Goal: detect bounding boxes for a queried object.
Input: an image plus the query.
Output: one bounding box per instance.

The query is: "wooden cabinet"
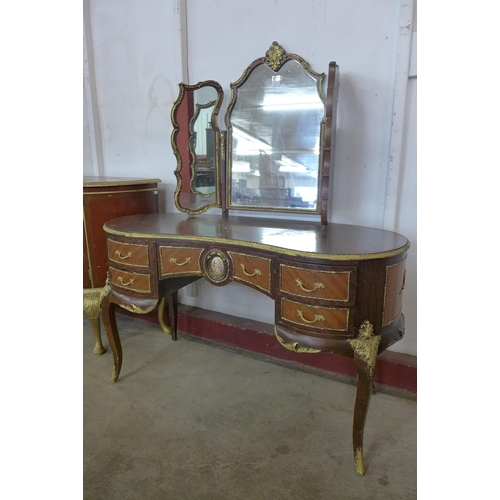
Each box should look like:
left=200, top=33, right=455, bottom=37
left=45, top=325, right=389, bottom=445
left=83, top=176, right=160, bottom=354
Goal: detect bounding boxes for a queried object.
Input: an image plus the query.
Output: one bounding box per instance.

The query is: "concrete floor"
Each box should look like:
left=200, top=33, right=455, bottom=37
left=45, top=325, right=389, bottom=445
left=83, top=313, right=417, bottom=499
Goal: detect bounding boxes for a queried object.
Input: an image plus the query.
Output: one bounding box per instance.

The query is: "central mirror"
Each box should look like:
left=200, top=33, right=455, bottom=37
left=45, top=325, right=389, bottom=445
left=225, top=42, right=326, bottom=214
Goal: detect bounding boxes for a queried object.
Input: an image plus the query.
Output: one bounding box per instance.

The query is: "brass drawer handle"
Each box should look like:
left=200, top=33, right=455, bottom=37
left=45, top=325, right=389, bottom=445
left=241, top=264, right=262, bottom=277
left=115, top=250, right=133, bottom=260
left=118, top=276, right=135, bottom=286
left=296, top=310, right=325, bottom=324
left=296, top=278, right=326, bottom=293
left=169, top=257, right=191, bottom=266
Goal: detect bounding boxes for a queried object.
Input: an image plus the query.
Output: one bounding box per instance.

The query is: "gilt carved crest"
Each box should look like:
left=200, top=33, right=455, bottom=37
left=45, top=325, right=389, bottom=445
left=265, top=41, right=286, bottom=71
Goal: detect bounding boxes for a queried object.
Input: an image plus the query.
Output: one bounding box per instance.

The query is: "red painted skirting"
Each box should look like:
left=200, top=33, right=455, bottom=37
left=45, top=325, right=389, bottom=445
left=117, top=305, right=416, bottom=394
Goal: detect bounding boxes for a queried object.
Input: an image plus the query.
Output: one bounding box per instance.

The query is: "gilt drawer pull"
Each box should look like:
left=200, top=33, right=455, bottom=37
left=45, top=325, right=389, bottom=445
left=115, top=250, right=133, bottom=260
left=118, top=276, right=135, bottom=286
left=241, top=264, right=262, bottom=277
left=169, top=257, right=191, bottom=266
left=296, top=310, right=325, bottom=324
left=296, top=279, right=326, bottom=293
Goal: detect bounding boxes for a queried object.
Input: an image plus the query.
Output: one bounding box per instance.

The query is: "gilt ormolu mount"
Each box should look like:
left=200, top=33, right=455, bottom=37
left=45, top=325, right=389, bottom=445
left=171, top=41, right=339, bottom=224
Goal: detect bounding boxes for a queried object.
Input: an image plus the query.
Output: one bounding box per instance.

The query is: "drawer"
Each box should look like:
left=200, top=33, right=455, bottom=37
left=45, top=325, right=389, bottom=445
left=280, top=298, right=350, bottom=332
left=280, top=264, right=355, bottom=303
left=228, top=251, right=272, bottom=294
left=109, top=266, right=152, bottom=294
left=108, top=239, right=150, bottom=268
left=159, top=246, right=203, bottom=277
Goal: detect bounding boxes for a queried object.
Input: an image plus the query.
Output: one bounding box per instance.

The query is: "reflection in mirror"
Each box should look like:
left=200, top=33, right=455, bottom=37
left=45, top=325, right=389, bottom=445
left=189, top=99, right=216, bottom=197
left=226, top=42, right=326, bottom=214
left=171, top=81, right=223, bottom=214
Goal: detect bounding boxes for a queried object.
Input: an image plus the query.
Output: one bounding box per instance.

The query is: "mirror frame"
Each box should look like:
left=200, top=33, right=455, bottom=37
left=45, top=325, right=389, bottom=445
left=171, top=80, right=224, bottom=215
left=169, top=43, right=339, bottom=224
left=224, top=41, right=328, bottom=217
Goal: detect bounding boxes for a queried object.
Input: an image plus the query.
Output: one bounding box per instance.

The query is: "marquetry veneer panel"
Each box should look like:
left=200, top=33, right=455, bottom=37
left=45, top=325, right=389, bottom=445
left=280, top=298, right=350, bottom=333
left=228, top=251, right=272, bottom=294
left=109, top=267, right=152, bottom=294
left=159, top=246, right=203, bottom=277
left=108, top=240, right=150, bottom=268
left=280, top=264, right=355, bottom=304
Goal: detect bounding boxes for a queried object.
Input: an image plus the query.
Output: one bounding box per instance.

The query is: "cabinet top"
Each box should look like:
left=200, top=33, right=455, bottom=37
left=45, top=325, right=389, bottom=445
left=83, top=176, right=161, bottom=187
left=104, top=213, right=410, bottom=261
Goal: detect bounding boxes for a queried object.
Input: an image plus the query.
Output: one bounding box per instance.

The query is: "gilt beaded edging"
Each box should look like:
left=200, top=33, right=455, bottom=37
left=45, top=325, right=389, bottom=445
left=104, top=227, right=410, bottom=262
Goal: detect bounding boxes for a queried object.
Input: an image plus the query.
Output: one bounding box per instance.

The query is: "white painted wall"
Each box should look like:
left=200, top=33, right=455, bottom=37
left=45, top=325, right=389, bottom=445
left=84, top=0, right=417, bottom=356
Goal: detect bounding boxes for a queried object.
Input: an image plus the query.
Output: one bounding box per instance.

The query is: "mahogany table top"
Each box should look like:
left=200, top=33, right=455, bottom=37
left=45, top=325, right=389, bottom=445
left=104, top=213, right=409, bottom=261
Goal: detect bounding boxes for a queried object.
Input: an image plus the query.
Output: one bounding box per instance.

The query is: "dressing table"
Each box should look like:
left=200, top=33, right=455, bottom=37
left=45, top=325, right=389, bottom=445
left=100, top=43, right=409, bottom=476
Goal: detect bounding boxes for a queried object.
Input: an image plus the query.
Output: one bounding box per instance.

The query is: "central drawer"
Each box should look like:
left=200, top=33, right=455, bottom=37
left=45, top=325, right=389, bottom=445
left=228, top=251, right=272, bottom=294
left=159, top=246, right=203, bottom=277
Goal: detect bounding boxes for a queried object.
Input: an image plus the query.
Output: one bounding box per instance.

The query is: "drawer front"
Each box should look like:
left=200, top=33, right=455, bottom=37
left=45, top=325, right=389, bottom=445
left=280, top=264, right=355, bottom=303
left=109, top=266, right=152, bottom=294
left=108, top=239, right=150, bottom=268
left=228, top=251, right=272, bottom=293
left=280, top=298, right=349, bottom=332
left=159, top=246, right=203, bottom=277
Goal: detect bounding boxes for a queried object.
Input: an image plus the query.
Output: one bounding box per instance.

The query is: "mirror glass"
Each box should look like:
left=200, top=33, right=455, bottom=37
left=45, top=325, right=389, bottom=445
left=226, top=50, right=325, bottom=213
left=171, top=81, right=223, bottom=214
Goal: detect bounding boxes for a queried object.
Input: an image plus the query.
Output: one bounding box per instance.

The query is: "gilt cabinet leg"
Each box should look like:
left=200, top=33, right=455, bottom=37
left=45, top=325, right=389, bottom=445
left=88, top=315, right=106, bottom=355
left=83, top=288, right=106, bottom=355
left=158, top=291, right=178, bottom=340
left=158, top=296, right=171, bottom=336
left=352, top=354, right=375, bottom=475
left=101, top=295, right=122, bottom=383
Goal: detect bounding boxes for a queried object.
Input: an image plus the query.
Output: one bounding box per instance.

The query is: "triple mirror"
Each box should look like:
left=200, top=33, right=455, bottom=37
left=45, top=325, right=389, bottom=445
left=171, top=42, right=339, bottom=223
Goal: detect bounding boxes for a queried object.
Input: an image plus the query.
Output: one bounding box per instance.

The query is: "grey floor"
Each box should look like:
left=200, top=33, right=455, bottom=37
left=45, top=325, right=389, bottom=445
left=84, top=313, right=417, bottom=500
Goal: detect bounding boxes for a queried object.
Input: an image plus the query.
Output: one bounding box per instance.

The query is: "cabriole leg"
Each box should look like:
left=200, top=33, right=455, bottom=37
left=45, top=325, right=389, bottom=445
left=101, top=295, right=122, bottom=383
left=83, top=288, right=106, bottom=355
left=168, top=291, right=178, bottom=341
left=348, top=320, right=381, bottom=476
left=352, top=354, right=374, bottom=475
left=158, top=291, right=178, bottom=340
left=158, top=296, right=171, bottom=335
left=88, top=316, right=106, bottom=355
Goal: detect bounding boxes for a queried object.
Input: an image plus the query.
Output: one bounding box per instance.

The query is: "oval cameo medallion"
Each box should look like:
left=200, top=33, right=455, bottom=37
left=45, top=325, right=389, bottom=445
left=210, top=256, right=225, bottom=277
left=204, top=249, right=230, bottom=283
